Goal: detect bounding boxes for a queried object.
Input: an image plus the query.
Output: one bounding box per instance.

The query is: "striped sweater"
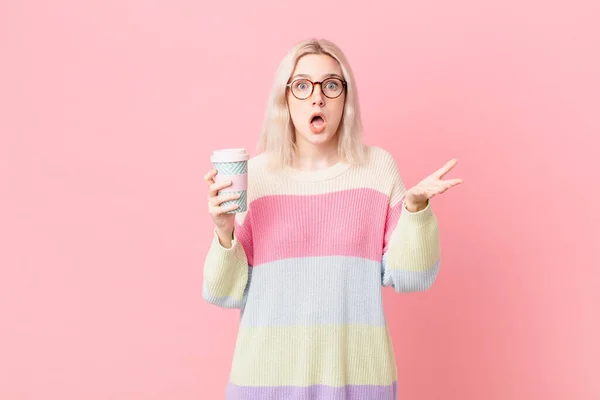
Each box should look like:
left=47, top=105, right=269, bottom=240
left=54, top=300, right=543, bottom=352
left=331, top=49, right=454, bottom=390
left=202, top=145, right=441, bottom=400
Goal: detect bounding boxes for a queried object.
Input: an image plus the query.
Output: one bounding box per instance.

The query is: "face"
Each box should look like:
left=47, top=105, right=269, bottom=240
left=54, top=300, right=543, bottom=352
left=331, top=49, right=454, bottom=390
left=287, top=54, right=346, bottom=150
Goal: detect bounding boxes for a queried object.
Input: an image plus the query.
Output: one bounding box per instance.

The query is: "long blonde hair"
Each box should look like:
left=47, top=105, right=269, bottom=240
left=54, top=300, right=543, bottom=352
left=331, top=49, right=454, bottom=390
left=257, top=38, right=367, bottom=170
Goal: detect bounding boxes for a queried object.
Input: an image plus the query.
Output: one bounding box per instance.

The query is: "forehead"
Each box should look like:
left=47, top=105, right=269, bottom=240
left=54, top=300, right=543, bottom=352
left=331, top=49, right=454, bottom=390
left=292, top=54, right=343, bottom=79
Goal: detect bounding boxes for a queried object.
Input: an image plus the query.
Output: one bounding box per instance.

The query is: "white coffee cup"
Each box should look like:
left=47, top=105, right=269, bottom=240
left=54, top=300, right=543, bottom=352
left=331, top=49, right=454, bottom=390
left=211, top=148, right=249, bottom=214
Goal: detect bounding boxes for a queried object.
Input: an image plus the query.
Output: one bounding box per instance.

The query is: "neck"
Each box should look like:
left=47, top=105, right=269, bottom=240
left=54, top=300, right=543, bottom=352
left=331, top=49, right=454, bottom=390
left=292, top=137, right=340, bottom=171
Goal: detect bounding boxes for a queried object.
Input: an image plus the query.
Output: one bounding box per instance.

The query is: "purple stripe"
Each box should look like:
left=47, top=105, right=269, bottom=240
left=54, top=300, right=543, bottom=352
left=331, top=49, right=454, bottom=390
left=226, top=382, right=397, bottom=400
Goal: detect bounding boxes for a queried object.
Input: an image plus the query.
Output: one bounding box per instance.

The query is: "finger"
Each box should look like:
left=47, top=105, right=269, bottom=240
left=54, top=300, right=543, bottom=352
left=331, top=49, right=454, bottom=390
left=437, top=179, right=463, bottom=191
left=204, top=169, right=218, bottom=182
left=444, top=178, right=463, bottom=187
left=429, top=179, right=462, bottom=195
left=208, top=180, right=233, bottom=197
left=436, top=159, right=458, bottom=179
left=211, top=203, right=239, bottom=215
left=210, top=180, right=233, bottom=193
left=210, top=192, right=241, bottom=207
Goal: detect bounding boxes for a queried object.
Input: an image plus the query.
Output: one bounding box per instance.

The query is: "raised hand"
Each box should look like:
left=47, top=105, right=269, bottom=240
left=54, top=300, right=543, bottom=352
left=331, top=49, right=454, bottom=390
left=404, top=159, right=463, bottom=212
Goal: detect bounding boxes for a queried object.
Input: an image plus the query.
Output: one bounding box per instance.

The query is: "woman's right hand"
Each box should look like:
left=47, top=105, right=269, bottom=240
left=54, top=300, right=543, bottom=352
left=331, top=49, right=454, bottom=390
left=204, top=169, right=240, bottom=242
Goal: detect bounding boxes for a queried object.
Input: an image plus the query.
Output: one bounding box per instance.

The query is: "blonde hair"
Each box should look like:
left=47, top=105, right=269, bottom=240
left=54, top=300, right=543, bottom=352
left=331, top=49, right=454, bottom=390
left=257, top=38, right=367, bottom=170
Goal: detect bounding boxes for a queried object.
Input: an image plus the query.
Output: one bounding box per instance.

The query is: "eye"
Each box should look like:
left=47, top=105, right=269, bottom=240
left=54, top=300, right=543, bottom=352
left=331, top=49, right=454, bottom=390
left=293, top=80, right=311, bottom=91
left=325, top=81, right=338, bottom=90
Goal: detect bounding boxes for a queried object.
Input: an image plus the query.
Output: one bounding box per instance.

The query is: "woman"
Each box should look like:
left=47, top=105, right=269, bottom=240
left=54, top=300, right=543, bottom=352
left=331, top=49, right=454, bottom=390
left=202, top=38, right=462, bottom=400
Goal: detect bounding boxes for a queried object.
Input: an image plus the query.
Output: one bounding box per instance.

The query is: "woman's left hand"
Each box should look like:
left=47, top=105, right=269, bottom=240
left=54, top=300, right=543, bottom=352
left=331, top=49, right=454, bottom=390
left=404, top=159, right=463, bottom=212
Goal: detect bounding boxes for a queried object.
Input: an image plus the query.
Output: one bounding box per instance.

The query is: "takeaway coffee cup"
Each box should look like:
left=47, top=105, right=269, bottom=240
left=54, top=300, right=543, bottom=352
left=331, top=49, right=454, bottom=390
left=211, top=148, right=249, bottom=214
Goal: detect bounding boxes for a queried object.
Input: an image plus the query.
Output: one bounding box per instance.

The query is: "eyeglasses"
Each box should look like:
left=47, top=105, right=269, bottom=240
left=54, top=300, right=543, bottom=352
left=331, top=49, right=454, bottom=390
left=286, top=77, right=347, bottom=100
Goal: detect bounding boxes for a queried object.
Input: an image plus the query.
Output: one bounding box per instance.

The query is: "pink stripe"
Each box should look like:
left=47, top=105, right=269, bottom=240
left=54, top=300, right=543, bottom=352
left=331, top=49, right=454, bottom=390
left=234, top=213, right=253, bottom=266
left=214, top=173, right=247, bottom=192
left=248, top=188, right=393, bottom=266
left=383, top=201, right=403, bottom=253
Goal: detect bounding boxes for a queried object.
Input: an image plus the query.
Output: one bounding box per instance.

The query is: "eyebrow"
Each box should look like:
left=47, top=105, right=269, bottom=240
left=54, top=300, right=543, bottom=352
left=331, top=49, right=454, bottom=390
left=291, top=73, right=344, bottom=81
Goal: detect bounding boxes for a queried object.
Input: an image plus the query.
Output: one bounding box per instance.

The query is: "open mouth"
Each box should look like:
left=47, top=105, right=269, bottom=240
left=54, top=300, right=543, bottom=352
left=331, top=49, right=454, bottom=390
left=309, top=112, right=327, bottom=133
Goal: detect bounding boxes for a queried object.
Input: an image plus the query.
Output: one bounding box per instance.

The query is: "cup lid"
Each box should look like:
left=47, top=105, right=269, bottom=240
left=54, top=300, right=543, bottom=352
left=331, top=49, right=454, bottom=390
left=211, top=148, right=249, bottom=163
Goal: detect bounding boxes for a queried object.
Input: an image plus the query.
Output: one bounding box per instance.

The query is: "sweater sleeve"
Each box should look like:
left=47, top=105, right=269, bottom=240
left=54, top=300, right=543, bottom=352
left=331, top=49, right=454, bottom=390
left=381, top=158, right=441, bottom=293
left=202, top=213, right=253, bottom=309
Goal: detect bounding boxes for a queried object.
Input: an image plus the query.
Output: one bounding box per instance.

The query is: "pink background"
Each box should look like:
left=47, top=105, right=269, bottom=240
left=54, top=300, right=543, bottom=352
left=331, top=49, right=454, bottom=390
left=2, top=0, right=599, bottom=399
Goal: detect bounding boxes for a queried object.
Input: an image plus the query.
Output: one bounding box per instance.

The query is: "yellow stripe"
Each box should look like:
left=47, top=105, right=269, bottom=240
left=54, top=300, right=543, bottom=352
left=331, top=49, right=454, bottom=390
left=229, top=324, right=397, bottom=387
left=387, top=204, right=440, bottom=271
left=203, top=232, right=248, bottom=300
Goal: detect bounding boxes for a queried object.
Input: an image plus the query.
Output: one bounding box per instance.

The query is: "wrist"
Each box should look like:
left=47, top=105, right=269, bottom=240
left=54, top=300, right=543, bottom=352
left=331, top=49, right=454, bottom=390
left=216, top=227, right=233, bottom=238
left=215, top=227, right=234, bottom=248
left=404, top=199, right=428, bottom=213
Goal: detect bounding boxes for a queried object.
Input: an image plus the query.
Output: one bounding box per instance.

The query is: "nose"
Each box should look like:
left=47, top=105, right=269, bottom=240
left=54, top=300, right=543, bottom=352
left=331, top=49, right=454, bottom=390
left=311, top=83, right=325, bottom=107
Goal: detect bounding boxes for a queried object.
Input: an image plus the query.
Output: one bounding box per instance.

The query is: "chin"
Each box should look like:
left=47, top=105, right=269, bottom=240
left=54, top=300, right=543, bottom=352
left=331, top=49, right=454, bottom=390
left=304, top=131, right=336, bottom=146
